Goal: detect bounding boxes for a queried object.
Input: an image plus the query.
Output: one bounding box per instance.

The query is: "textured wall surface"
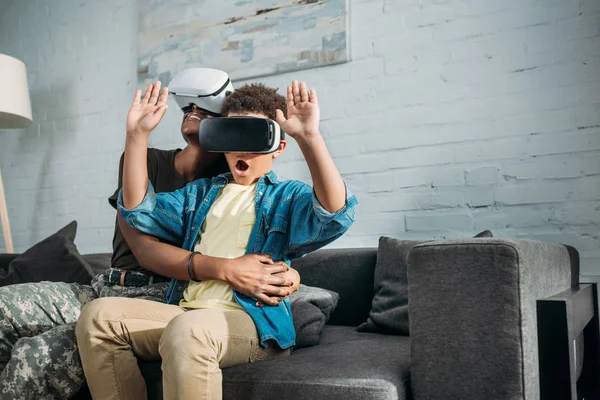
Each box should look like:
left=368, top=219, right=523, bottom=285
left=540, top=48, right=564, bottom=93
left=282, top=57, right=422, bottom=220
left=0, top=0, right=599, bottom=280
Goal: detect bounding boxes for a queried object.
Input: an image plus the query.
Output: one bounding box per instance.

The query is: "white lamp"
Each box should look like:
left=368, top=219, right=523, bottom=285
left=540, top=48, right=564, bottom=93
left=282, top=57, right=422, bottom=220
left=0, top=54, right=32, bottom=253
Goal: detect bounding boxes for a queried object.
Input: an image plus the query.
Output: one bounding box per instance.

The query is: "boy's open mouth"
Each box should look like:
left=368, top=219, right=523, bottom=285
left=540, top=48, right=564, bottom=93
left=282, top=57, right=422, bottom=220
left=236, top=160, right=249, bottom=172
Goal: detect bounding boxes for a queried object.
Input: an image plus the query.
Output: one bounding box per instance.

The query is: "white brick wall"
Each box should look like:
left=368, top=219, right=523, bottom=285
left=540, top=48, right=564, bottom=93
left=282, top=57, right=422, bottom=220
left=0, top=0, right=599, bottom=279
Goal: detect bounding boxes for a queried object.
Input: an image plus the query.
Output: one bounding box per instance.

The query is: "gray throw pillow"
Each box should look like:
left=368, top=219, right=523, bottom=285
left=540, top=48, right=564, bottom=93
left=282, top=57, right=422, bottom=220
left=358, top=231, right=493, bottom=335
left=0, top=221, right=95, bottom=286
left=290, top=284, right=339, bottom=349
left=357, top=237, right=423, bottom=335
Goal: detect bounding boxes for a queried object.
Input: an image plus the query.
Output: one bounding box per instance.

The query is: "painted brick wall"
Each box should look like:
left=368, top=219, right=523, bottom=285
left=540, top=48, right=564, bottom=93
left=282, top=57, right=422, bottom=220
left=0, top=0, right=599, bottom=279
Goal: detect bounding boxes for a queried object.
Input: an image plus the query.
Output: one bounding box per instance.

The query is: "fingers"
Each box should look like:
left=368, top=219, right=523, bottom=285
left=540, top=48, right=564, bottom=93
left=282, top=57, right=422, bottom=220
left=141, top=84, right=152, bottom=104
left=255, top=294, right=279, bottom=307
left=157, top=87, right=169, bottom=106
left=299, top=81, right=309, bottom=103
left=309, top=88, right=318, bottom=104
left=275, top=109, right=286, bottom=126
left=255, top=253, right=274, bottom=264
left=292, top=80, right=301, bottom=105
left=287, top=85, right=294, bottom=109
left=149, top=81, right=161, bottom=105
left=264, top=264, right=289, bottom=274
left=131, top=90, right=141, bottom=106
left=289, top=80, right=315, bottom=105
left=263, top=285, right=290, bottom=296
left=263, top=275, right=294, bottom=287
left=257, top=289, right=292, bottom=307
left=153, top=104, right=168, bottom=120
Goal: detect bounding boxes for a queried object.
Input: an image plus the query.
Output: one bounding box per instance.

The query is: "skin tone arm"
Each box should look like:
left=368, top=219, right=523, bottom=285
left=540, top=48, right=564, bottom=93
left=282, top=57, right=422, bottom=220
left=275, top=80, right=347, bottom=213
left=121, top=82, right=297, bottom=305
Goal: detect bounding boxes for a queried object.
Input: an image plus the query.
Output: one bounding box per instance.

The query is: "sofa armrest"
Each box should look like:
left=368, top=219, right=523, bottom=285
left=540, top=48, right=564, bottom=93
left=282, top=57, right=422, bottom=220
left=537, top=283, right=600, bottom=400
left=407, top=239, right=577, bottom=400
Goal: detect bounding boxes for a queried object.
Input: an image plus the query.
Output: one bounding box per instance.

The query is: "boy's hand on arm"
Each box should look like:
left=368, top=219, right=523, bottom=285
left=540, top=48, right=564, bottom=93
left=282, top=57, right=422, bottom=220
left=123, top=81, right=169, bottom=209
left=275, top=80, right=346, bottom=213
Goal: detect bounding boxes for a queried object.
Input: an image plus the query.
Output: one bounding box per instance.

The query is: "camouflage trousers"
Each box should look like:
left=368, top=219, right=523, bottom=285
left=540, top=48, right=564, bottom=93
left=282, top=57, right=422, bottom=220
left=0, top=272, right=169, bottom=400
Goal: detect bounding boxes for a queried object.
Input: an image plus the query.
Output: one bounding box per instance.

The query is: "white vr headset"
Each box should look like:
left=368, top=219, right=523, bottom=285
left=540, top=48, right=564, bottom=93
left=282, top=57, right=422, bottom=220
left=168, top=68, right=234, bottom=116
left=168, top=67, right=284, bottom=154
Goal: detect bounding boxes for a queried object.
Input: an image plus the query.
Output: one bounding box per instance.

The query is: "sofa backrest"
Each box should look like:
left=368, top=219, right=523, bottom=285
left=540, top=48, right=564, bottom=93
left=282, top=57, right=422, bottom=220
left=2, top=249, right=377, bottom=327
left=82, top=254, right=112, bottom=276
left=291, top=247, right=377, bottom=327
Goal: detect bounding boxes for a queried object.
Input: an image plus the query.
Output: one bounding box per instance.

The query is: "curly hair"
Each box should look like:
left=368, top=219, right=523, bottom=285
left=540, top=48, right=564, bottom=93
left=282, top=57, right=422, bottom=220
left=220, top=83, right=287, bottom=120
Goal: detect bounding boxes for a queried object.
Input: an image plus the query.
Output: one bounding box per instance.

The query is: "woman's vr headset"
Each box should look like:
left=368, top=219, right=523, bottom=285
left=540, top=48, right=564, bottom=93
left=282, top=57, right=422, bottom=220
left=199, top=117, right=285, bottom=154
left=168, top=68, right=233, bottom=116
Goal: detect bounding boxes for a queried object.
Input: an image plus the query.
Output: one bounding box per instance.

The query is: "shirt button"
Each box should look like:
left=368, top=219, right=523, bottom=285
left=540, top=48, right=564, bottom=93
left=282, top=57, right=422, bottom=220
left=204, top=198, right=209, bottom=202
left=177, top=286, right=183, bottom=291
left=259, top=191, right=263, bottom=195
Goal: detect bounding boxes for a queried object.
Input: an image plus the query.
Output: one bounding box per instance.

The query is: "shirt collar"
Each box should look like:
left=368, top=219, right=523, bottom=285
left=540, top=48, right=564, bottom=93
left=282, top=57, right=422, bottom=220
left=214, top=170, right=279, bottom=186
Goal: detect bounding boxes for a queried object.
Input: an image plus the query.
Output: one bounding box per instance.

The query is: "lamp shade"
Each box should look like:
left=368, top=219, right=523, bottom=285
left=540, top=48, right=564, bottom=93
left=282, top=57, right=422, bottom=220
left=0, top=54, right=32, bottom=129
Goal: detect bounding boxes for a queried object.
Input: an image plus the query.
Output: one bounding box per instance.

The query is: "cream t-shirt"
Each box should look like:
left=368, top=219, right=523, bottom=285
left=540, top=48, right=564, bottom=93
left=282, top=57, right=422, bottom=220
left=180, top=182, right=257, bottom=310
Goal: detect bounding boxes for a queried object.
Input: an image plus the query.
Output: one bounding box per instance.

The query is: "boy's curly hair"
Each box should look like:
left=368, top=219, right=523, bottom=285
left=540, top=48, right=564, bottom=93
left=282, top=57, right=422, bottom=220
left=221, top=83, right=287, bottom=120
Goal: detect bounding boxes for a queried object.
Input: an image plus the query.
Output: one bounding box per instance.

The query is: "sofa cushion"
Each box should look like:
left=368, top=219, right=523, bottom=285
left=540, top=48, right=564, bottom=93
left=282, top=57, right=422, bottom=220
left=290, top=284, right=339, bottom=349
left=357, top=237, right=423, bottom=335
left=139, top=325, right=411, bottom=400
left=0, top=221, right=95, bottom=286
left=223, top=325, right=411, bottom=400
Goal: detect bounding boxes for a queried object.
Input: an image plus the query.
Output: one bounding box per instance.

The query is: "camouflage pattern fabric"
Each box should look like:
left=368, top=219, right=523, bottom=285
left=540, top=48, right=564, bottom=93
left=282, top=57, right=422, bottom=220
left=0, top=272, right=168, bottom=399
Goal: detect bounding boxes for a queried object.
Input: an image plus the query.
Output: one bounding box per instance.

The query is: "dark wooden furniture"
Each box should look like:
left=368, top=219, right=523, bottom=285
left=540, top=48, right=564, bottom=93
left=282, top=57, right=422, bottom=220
left=537, top=283, right=600, bottom=400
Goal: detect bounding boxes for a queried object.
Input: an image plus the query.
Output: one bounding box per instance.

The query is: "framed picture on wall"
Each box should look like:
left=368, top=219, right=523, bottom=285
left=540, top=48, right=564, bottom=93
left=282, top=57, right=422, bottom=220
left=137, top=0, right=350, bottom=84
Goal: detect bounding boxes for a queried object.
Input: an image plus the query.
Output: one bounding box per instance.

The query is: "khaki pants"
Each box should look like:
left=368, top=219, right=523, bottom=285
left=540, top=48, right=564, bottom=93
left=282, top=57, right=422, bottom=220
left=75, top=297, right=289, bottom=400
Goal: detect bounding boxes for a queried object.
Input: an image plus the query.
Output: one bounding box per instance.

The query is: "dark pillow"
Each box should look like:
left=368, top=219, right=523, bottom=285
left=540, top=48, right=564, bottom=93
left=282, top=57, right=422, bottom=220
left=0, top=221, right=95, bottom=287
left=357, top=237, right=423, bottom=335
left=474, top=229, right=493, bottom=238
left=358, top=231, right=494, bottom=335
left=290, top=284, right=339, bottom=349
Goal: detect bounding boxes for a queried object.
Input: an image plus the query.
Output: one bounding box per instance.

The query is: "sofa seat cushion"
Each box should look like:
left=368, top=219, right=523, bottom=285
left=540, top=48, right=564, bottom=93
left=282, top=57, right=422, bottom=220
left=139, top=325, right=410, bottom=400
left=222, top=325, right=410, bottom=400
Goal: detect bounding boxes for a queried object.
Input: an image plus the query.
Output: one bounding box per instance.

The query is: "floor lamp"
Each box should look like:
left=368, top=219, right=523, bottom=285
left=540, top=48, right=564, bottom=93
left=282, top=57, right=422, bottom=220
left=0, top=54, right=32, bottom=253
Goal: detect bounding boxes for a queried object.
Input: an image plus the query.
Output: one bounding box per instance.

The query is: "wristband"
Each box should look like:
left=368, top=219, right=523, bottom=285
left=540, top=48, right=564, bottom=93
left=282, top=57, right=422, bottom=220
left=188, top=251, right=201, bottom=282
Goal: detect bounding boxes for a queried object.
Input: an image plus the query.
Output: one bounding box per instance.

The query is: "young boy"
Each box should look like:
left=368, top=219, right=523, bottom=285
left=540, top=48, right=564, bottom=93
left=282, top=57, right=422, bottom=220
left=75, top=80, right=357, bottom=400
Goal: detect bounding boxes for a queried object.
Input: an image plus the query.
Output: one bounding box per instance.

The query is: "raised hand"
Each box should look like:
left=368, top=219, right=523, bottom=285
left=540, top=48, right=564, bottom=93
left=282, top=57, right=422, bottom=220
left=126, top=81, right=169, bottom=137
left=275, top=80, right=320, bottom=139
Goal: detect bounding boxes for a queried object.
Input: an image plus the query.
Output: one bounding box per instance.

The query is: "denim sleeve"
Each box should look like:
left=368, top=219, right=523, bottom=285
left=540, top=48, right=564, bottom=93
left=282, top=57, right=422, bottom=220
left=286, top=183, right=357, bottom=259
left=117, top=181, right=188, bottom=246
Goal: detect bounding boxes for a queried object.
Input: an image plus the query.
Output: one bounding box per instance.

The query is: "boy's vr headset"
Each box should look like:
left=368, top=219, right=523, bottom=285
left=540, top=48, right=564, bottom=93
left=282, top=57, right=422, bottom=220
left=168, top=68, right=233, bottom=116
left=199, top=117, right=285, bottom=154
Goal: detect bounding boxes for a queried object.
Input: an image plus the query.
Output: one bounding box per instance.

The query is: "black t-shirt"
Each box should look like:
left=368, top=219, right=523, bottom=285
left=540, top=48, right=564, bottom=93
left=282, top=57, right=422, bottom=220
left=108, top=148, right=187, bottom=273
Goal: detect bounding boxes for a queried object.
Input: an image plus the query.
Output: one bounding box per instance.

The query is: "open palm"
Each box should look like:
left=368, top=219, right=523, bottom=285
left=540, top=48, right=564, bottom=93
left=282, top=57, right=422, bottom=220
left=276, top=81, right=320, bottom=139
left=126, top=81, right=169, bottom=136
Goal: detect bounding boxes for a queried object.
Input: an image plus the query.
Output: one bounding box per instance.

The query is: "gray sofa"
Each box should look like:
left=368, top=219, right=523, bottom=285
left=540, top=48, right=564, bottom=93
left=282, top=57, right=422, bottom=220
left=1, top=238, right=583, bottom=399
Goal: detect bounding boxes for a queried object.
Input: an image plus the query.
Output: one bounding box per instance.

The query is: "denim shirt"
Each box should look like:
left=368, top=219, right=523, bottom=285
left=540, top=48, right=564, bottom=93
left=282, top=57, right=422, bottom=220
left=117, top=170, right=357, bottom=349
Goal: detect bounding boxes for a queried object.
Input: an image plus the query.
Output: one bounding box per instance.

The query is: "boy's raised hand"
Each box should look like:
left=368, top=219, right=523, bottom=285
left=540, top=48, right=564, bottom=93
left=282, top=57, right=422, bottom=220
left=126, top=81, right=169, bottom=137
left=275, top=80, right=320, bottom=140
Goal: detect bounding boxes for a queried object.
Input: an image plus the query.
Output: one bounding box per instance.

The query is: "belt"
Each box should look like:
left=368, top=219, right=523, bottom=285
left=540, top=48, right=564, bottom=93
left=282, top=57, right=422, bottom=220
left=107, top=268, right=170, bottom=287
